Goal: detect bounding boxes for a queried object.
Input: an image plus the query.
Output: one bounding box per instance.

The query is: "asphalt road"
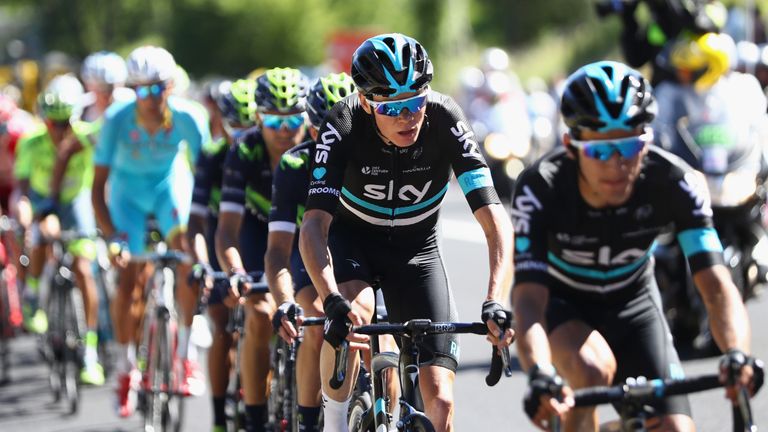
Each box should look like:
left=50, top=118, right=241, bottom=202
left=1, top=184, right=766, bottom=431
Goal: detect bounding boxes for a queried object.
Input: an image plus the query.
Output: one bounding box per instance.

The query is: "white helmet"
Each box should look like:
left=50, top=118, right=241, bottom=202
left=81, top=51, right=128, bottom=85
left=126, top=45, right=177, bottom=85
left=481, top=47, right=510, bottom=72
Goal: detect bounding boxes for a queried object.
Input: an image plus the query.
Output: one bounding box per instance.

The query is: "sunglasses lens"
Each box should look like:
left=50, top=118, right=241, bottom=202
left=135, top=83, right=165, bottom=99
left=581, top=137, right=645, bottom=161
left=372, top=95, right=428, bottom=117
left=262, top=114, right=304, bottom=130
left=136, top=86, right=150, bottom=99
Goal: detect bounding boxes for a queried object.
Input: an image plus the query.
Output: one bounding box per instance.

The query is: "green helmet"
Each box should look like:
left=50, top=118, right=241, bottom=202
left=255, top=67, right=308, bottom=113
left=38, top=73, right=84, bottom=122
left=217, top=79, right=258, bottom=127
left=306, top=72, right=356, bottom=128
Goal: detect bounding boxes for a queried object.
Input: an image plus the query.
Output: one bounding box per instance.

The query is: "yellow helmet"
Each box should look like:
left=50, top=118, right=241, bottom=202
left=670, top=32, right=733, bottom=91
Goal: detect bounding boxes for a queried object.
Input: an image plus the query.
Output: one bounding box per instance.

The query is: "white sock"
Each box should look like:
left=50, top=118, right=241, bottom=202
left=116, top=344, right=130, bottom=374
left=127, top=343, right=137, bottom=370
left=84, top=344, right=99, bottom=367
left=322, top=391, right=350, bottom=432
left=177, top=326, right=190, bottom=360
left=187, top=342, right=198, bottom=362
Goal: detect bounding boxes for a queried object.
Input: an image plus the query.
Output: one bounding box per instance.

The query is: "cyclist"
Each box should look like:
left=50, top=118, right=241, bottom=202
left=266, top=72, right=356, bottom=431
left=298, top=33, right=515, bottom=432
left=92, top=45, right=210, bottom=417
left=188, top=78, right=257, bottom=432
left=13, top=74, right=106, bottom=385
left=1, top=94, right=33, bottom=270
left=79, top=51, right=134, bottom=124
left=512, top=60, right=759, bottom=431
left=215, top=67, right=308, bottom=431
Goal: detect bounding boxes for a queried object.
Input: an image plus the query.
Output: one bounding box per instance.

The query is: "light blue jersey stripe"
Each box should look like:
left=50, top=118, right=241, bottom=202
left=457, top=167, right=493, bottom=195
left=548, top=241, right=656, bottom=280
left=677, top=227, right=723, bottom=257
left=341, top=183, right=449, bottom=216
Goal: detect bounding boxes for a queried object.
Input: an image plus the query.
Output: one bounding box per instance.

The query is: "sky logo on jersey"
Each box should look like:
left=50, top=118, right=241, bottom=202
left=516, top=237, right=531, bottom=252
left=313, top=167, right=326, bottom=180
left=315, top=123, right=342, bottom=164
left=510, top=185, right=543, bottom=235
left=450, top=121, right=481, bottom=158
left=679, top=172, right=713, bottom=217
left=363, top=180, right=432, bottom=203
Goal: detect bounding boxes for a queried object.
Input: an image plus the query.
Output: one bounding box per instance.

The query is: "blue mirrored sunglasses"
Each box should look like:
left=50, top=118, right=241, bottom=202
left=134, top=82, right=167, bottom=99
left=261, top=113, right=305, bottom=130
left=571, top=131, right=653, bottom=161
left=366, top=92, right=428, bottom=117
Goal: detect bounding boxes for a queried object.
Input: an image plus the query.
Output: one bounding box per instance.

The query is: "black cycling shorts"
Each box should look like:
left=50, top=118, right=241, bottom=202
left=330, top=224, right=460, bottom=372
left=545, top=279, right=692, bottom=418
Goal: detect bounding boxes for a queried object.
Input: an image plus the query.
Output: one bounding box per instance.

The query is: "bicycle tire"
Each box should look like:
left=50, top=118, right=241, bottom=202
left=144, top=317, right=163, bottom=431
left=398, top=412, right=436, bottom=432
left=348, top=393, right=374, bottom=432
left=66, top=277, right=86, bottom=414
left=0, top=274, right=11, bottom=384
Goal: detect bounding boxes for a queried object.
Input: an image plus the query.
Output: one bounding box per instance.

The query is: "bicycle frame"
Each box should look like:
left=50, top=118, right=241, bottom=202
left=135, top=251, right=188, bottom=432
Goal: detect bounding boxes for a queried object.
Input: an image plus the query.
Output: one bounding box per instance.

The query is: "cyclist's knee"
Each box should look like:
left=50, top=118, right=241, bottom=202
left=302, top=325, right=324, bottom=352
left=561, top=352, right=615, bottom=388
left=245, top=307, right=272, bottom=342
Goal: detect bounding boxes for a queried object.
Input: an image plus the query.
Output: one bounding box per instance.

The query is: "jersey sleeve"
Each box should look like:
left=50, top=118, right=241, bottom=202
left=304, top=103, right=351, bottom=214
left=668, top=165, right=724, bottom=272
left=509, top=164, right=552, bottom=286
left=94, top=102, right=122, bottom=167
left=191, top=148, right=216, bottom=217
left=219, top=143, right=248, bottom=215
left=268, top=154, right=304, bottom=233
left=438, top=95, right=501, bottom=212
left=180, top=101, right=211, bottom=165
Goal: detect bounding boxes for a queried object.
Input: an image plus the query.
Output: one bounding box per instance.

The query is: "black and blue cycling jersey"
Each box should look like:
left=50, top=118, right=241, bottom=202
left=511, top=145, right=724, bottom=294
left=304, top=90, right=501, bottom=371
left=305, top=91, right=500, bottom=240
left=219, top=129, right=273, bottom=272
left=269, top=140, right=314, bottom=234
left=268, top=140, right=315, bottom=290
left=190, top=136, right=229, bottom=273
left=191, top=137, right=229, bottom=219
left=511, top=144, right=725, bottom=418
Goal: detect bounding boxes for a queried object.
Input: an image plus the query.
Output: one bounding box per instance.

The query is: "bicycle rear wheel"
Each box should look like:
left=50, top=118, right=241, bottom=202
left=62, top=286, right=83, bottom=414
left=348, top=392, right=374, bottom=432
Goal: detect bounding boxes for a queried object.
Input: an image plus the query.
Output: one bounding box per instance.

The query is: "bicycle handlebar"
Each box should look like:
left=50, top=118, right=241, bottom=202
left=573, top=374, right=722, bottom=408
left=329, top=319, right=508, bottom=391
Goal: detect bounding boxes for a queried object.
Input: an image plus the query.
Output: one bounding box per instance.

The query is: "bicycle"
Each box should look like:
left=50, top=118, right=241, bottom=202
left=269, top=310, right=325, bottom=432
left=552, top=363, right=765, bottom=432
left=0, top=215, right=22, bottom=385
left=134, top=249, right=191, bottom=432
left=41, top=230, right=89, bottom=414
left=336, top=319, right=512, bottom=432
left=198, top=270, right=271, bottom=432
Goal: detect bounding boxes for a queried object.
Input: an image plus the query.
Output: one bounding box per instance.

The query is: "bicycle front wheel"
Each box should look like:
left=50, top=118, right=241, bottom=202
left=398, top=412, right=436, bottom=432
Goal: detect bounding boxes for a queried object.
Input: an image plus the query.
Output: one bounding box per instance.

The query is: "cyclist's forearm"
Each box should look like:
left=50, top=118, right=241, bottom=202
left=50, top=149, right=74, bottom=201
left=187, top=214, right=209, bottom=264
left=695, top=266, right=752, bottom=353
left=298, top=216, right=337, bottom=300
left=265, top=248, right=295, bottom=305
left=513, top=283, right=552, bottom=371
left=475, top=204, right=514, bottom=302
left=92, top=167, right=115, bottom=237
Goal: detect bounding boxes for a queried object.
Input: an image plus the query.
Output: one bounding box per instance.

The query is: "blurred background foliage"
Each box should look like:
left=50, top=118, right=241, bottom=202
left=0, top=0, right=767, bottom=90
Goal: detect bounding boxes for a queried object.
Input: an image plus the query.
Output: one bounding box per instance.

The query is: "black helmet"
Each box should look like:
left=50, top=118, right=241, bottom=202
left=351, top=33, right=433, bottom=97
left=255, top=67, right=309, bottom=113
left=560, top=61, right=657, bottom=135
left=306, top=72, right=356, bottom=128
